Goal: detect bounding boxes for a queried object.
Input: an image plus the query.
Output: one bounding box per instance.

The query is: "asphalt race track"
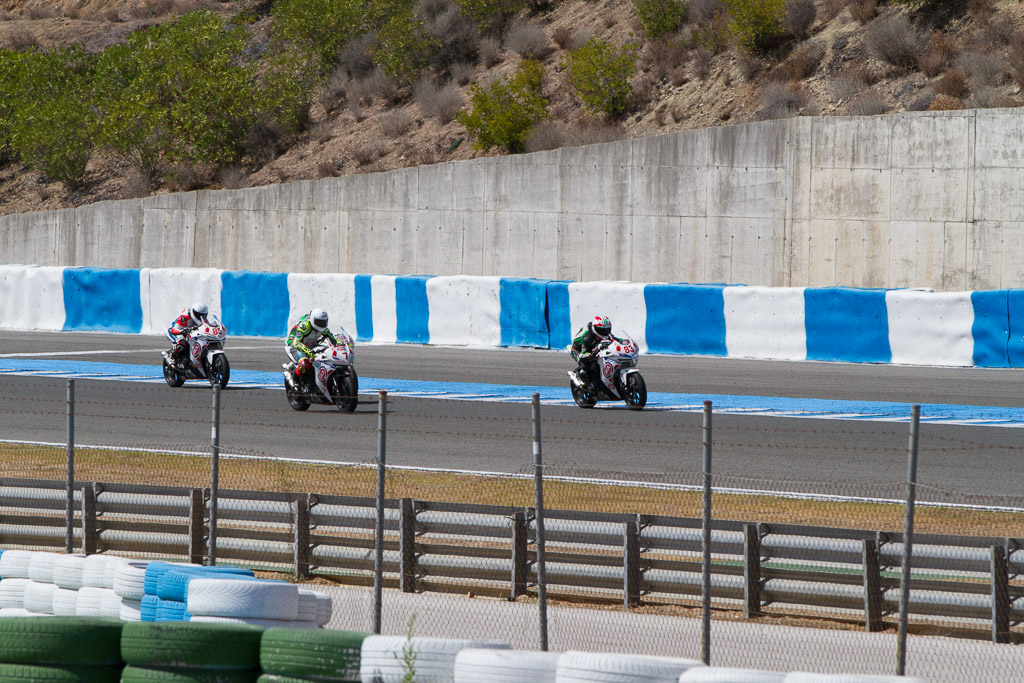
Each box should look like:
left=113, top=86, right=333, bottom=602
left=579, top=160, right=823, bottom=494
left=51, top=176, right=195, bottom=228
left=1, top=330, right=1022, bottom=502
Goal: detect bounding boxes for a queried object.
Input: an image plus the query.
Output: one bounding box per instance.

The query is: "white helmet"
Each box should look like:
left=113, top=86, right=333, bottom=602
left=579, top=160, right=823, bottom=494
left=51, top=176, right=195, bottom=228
left=310, top=308, right=329, bottom=332
left=190, top=302, right=209, bottom=326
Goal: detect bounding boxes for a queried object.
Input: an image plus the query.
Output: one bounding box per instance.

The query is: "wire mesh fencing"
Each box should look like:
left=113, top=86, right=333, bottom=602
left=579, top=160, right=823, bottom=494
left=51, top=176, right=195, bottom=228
left=1, top=376, right=1023, bottom=682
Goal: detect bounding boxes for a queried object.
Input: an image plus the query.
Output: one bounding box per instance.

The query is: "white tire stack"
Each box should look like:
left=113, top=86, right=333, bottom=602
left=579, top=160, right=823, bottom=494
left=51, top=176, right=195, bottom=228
left=454, top=648, right=560, bottom=682
left=22, top=581, right=56, bottom=615
left=189, top=615, right=319, bottom=628
left=52, top=554, right=86, bottom=590
left=51, top=586, right=79, bottom=615
left=74, top=586, right=108, bottom=617
left=0, top=550, right=32, bottom=579
left=555, top=651, right=705, bottom=682
left=360, top=636, right=511, bottom=683
left=784, top=675, right=927, bottom=683
left=680, top=668, right=786, bottom=682
left=0, top=578, right=30, bottom=608
left=27, top=552, right=59, bottom=583
left=113, top=561, right=149, bottom=601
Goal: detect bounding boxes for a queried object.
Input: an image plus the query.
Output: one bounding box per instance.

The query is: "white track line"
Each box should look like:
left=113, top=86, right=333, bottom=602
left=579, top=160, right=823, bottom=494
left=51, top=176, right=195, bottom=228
left=0, top=346, right=270, bottom=358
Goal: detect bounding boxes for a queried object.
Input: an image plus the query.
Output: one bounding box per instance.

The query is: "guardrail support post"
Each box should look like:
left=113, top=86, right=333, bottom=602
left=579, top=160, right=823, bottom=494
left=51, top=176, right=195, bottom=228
left=991, top=545, right=1011, bottom=644
left=293, top=494, right=311, bottom=580
left=209, top=385, right=221, bottom=566
left=896, top=404, right=920, bottom=677
left=743, top=523, right=761, bottom=618
left=65, top=379, right=75, bottom=554
left=188, top=488, right=205, bottom=564
left=862, top=538, right=884, bottom=632
left=399, top=497, right=416, bottom=593
left=532, top=393, right=549, bottom=651
left=700, top=400, right=713, bottom=666
left=81, top=484, right=97, bottom=555
left=373, top=391, right=387, bottom=634
left=511, top=510, right=528, bottom=599
left=624, top=518, right=642, bottom=608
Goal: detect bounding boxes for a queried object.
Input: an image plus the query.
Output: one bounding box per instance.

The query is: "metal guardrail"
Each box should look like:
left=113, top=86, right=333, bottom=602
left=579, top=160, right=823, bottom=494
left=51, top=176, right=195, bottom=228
left=1, top=476, right=1021, bottom=643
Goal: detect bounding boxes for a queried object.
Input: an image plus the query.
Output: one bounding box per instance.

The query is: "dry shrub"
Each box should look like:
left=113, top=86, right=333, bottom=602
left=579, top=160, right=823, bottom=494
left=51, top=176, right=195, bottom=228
left=692, top=47, right=713, bottom=80
left=972, top=86, right=1000, bottom=108
left=669, top=65, right=688, bottom=86
left=316, top=161, right=337, bottom=179
left=757, top=82, right=807, bottom=120
left=220, top=166, right=245, bottom=190
left=865, top=14, right=925, bottom=68
left=414, top=79, right=464, bottom=122
left=450, top=61, right=476, bottom=85
left=828, top=74, right=864, bottom=102
left=774, top=40, right=824, bottom=81
left=654, top=109, right=667, bottom=126
left=933, top=68, right=968, bottom=98
left=0, top=11, right=16, bottom=20
left=362, top=67, right=403, bottom=104
left=567, top=121, right=625, bottom=146
left=524, top=120, right=567, bottom=152
left=379, top=110, right=412, bottom=137
left=644, top=36, right=689, bottom=81
left=352, top=140, right=386, bottom=165
left=907, top=93, right=934, bottom=111
left=4, top=29, right=38, bottom=51
left=670, top=105, right=685, bottom=122
left=784, top=0, right=816, bottom=39
left=168, top=163, right=209, bottom=192
left=427, top=3, right=479, bottom=70
left=848, top=0, right=876, bottom=25
left=569, top=29, right=593, bottom=51
left=122, top=171, right=150, bottom=200
left=957, top=51, right=1004, bottom=87
left=478, top=36, right=501, bottom=67
left=338, top=34, right=375, bottom=80
left=1009, top=32, right=1024, bottom=88
left=603, top=14, right=616, bottom=29
left=64, top=6, right=80, bottom=19
left=319, top=68, right=348, bottom=111
left=244, top=121, right=286, bottom=165
left=308, top=121, right=334, bottom=143
left=505, top=20, right=552, bottom=59
left=25, top=5, right=58, bottom=19
left=917, top=51, right=945, bottom=78
left=847, top=89, right=887, bottom=116
left=967, top=0, right=993, bottom=20
left=689, top=0, right=725, bottom=25
left=129, top=0, right=176, bottom=19
left=929, top=94, right=964, bottom=111
left=103, top=9, right=121, bottom=22
left=738, top=52, right=762, bottom=81
left=348, top=98, right=364, bottom=122
left=818, top=0, right=847, bottom=24
left=552, top=25, right=573, bottom=50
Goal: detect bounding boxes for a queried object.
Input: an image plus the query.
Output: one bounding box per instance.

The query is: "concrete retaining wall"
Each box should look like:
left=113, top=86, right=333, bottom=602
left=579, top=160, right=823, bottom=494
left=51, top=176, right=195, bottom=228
left=3, top=109, right=1024, bottom=291
left=4, top=264, right=1024, bottom=368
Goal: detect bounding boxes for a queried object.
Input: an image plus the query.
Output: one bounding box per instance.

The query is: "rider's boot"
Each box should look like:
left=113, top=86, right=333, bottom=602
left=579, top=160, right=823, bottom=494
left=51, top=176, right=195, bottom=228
left=283, top=362, right=299, bottom=390
left=569, top=368, right=586, bottom=388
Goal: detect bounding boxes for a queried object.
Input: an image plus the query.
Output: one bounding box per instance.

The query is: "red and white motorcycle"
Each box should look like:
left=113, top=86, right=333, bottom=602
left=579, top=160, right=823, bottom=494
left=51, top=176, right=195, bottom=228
left=568, top=333, right=647, bottom=411
left=162, top=316, right=230, bottom=389
left=284, top=332, right=359, bottom=412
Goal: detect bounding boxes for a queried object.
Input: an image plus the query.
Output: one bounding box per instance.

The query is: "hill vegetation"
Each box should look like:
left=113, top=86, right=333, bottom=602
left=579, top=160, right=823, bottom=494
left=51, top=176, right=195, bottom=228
left=1, top=0, right=1023, bottom=217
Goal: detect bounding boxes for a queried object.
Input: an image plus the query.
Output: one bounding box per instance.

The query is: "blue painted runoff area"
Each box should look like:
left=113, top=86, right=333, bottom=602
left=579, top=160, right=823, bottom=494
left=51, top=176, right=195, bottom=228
left=1, top=357, right=1022, bottom=427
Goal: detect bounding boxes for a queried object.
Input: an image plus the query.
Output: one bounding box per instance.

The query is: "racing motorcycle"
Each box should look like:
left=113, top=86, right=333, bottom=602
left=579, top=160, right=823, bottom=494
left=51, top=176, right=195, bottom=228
left=568, top=333, right=647, bottom=411
left=283, top=333, right=359, bottom=412
left=162, top=316, right=230, bottom=389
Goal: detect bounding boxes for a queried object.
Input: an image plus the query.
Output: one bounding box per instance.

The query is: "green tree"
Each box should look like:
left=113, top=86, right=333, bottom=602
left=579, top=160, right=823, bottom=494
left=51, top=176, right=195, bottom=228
left=457, top=59, right=547, bottom=152
left=7, top=46, right=97, bottom=189
left=270, top=0, right=366, bottom=72
left=632, top=0, right=687, bottom=40
left=371, top=9, right=439, bottom=85
left=454, top=0, right=526, bottom=35
left=0, top=48, right=29, bottom=165
left=258, top=46, right=322, bottom=135
left=94, top=11, right=259, bottom=170
left=726, top=0, right=785, bottom=52
left=564, top=38, right=637, bottom=118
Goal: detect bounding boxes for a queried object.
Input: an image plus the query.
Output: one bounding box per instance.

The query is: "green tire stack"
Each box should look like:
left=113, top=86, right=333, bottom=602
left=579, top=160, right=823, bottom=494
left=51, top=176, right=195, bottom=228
left=0, top=616, right=125, bottom=682
left=259, top=628, right=370, bottom=683
left=121, top=621, right=265, bottom=683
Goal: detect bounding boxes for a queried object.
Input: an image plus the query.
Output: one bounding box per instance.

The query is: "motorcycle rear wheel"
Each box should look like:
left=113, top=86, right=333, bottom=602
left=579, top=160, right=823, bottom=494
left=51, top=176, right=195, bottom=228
left=208, top=354, right=230, bottom=390
left=284, top=376, right=310, bottom=411
left=623, top=372, right=647, bottom=411
left=162, top=358, right=185, bottom=388
left=329, top=370, right=358, bottom=413
left=570, top=381, right=597, bottom=409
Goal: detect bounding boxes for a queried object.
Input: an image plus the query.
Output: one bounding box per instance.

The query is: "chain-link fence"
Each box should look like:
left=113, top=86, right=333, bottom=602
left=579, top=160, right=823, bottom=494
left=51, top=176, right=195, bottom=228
left=1, top=376, right=1022, bottom=682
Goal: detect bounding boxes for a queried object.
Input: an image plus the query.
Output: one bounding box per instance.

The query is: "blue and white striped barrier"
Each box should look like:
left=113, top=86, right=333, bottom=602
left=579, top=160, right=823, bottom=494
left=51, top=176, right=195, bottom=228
left=2, top=264, right=1023, bottom=367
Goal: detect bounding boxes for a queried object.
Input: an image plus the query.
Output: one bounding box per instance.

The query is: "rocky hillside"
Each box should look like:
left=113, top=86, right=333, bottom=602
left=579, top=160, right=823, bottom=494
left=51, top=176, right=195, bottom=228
left=1, top=0, right=1023, bottom=217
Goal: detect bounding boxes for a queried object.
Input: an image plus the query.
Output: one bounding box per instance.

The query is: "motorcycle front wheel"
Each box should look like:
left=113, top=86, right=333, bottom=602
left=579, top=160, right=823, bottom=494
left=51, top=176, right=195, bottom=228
left=570, top=381, right=597, bottom=409
left=162, top=358, right=185, bottom=388
left=285, top=376, right=310, bottom=411
left=329, top=369, right=358, bottom=413
left=623, top=372, right=647, bottom=411
left=208, top=354, right=230, bottom=390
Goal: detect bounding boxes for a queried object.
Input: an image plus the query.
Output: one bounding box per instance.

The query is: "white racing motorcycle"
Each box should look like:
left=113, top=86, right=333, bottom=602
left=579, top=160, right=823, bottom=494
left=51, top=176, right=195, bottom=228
left=284, top=332, right=359, bottom=412
left=568, top=333, right=647, bottom=411
left=162, top=316, right=230, bottom=389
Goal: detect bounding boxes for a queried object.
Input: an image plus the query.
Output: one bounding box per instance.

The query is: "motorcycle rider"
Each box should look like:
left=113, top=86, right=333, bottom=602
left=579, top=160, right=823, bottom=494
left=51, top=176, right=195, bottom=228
left=165, top=302, right=209, bottom=366
left=284, top=308, right=348, bottom=389
left=569, top=315, right=613, bottom=389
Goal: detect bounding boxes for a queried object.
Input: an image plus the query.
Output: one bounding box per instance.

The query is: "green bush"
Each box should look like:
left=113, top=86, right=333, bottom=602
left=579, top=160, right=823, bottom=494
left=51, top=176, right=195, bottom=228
left=632, top=0, right=687, bottom=40
left=564, top=38, right=637, bottom=118
left=727, top=0, right=785, bottom=52
left=456, top=58, right=547, bottom=152
left=270, top=0, right=366, bottom=71
left=7, top=46, right=97, bottom=189
left=0, top=48, right=28, bottom=165
left=94, top=10, right=260, bottom=170
left=454, top=0, right=526, bottom=35
left=371, top=9, right=439, bottom=85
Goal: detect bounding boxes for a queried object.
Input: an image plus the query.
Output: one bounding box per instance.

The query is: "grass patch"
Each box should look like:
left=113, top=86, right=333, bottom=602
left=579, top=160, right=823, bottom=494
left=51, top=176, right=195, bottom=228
left=1, top=444, right=1019, bottom=537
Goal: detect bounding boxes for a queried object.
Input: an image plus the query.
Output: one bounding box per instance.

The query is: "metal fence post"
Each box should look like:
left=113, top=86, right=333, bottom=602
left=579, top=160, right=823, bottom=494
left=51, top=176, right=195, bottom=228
left=990, top=545, right=1010, bottom=644
left=399, top=498, right=416, bottom=592
left=511, top=510, right=528, bottom=599
left=862, top=538, right=885, bottom=632
left=188, top=488, right=205, bottom=564
left=701, top=400, right=713, bottom=665
left=896, top=404, right=920, bottom=676
left=293, top=494, right=311, bottom=579
left=532, top=393, right=549, bottom=652
left=743, top=523, right=761, bottom=619
left=373, top=391, right=387, bottom=634
left=81, top=484, right=97, bottom=555
left=209, top=385, right=221, bottom=566
left=65, top=379, right=75, bottom=554
left=624, top=518, right=642, bottom=608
